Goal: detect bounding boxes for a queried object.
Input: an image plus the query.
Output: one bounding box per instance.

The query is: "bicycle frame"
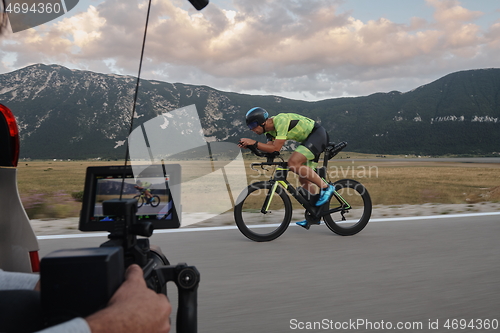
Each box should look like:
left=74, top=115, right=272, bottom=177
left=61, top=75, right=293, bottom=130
left=259, top=163, right=352, bottom=220
left=245, top=140, right=354, bottom=220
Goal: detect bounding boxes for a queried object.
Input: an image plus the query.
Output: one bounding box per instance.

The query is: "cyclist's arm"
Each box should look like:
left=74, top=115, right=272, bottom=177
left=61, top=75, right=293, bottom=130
left=259, top=139, right=285, bottom=153
left=239, top=138, right=285, bottom=153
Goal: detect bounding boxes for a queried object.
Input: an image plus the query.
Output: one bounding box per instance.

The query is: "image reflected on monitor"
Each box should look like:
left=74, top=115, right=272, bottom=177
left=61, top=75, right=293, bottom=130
left=79, top=164, right=181, bottom=232
left=93, top=176, right=174, bottom=222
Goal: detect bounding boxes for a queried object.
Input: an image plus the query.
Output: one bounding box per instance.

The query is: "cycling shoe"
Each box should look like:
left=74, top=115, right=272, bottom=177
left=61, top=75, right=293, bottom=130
left=315, top=184, right=335, bottom=206
left=295, top=220, right=320, bottom=230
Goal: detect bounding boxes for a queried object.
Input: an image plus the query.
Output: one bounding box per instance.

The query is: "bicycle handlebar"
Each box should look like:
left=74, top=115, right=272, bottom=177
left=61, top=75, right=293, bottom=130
left=240, top=142, right=281, bottom=161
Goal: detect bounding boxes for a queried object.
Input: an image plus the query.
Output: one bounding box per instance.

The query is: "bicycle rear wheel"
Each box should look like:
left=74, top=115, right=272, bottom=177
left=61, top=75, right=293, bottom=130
left=150, top=195, right=160, bottom=207
left=234, top=181, right=292, bottom=242
left=323, top=179, right=372, bottom=236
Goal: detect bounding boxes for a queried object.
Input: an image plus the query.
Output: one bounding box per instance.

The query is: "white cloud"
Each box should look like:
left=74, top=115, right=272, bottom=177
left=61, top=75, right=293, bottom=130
left=1, top=0, right=499, bottom=100
left=55, top=5, right=105, bottom=49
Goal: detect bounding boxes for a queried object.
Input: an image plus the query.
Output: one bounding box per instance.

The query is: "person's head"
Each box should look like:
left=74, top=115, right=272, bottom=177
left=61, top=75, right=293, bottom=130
left=246, top=107, right=269, bottom=134
left=0, top=0, right=7, bottom=35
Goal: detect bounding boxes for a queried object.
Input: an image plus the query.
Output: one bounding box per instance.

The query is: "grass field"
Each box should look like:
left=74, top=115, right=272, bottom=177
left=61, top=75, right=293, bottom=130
left=16, top=160, right=119, bottom=219
left=15, top=157, right=500, bottom=219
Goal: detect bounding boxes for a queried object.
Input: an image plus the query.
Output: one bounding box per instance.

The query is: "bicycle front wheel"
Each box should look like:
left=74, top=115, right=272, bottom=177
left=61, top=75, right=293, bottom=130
left=234, top=181, right=292, bottom=242
left=323, top=179, right=372, bottom=236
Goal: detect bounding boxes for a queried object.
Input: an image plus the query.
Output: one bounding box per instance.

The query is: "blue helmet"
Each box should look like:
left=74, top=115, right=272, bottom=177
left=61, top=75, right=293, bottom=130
left=245, top=107, right=269, bottom=130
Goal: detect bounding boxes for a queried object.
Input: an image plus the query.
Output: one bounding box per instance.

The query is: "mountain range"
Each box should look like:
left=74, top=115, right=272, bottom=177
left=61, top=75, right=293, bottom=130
left=1, top=64, right=499, bottom=159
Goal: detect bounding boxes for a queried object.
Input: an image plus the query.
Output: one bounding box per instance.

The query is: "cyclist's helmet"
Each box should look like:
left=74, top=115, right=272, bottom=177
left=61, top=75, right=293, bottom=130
left=246, top=107, right=269, bottom=130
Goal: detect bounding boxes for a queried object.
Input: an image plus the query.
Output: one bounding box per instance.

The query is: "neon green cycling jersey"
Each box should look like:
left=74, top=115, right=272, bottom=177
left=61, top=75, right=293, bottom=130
left=265, top=113, right=315, bottom=142
left=137, top=181, right=151, bottom=190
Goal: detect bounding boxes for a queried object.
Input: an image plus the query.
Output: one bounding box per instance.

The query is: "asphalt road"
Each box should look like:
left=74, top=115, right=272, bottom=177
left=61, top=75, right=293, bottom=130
left=38, top=214, right=500, bottom=333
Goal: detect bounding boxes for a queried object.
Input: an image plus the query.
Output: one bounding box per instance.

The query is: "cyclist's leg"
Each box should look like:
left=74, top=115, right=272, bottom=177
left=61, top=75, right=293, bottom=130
left=288, top=125, right=329, bottom=191
left=288, top=151, right=325, bottom=190
left=298, top=176, right=316, bottom=194
left=288, top=154, right=320, bottom=228
left=296, top=126, right=335, bottom=206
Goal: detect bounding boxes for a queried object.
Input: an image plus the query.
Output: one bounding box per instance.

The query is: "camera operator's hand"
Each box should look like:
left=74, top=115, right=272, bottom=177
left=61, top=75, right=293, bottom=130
left=86, top=264, right=171, bottom=333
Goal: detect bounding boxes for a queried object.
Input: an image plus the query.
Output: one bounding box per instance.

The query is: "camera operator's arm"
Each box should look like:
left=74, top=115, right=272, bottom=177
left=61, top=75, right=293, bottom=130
left=0, top=269, right=39, bottom=290
left=1, top=270, right=90, bottom=333
left=85, top=264, right=172, bottom=333
left=34, top=265, right=171, bottom=333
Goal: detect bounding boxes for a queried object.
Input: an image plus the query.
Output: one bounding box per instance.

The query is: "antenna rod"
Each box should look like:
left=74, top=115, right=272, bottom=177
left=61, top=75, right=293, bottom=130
left=120, top=0, right=153, bottom=200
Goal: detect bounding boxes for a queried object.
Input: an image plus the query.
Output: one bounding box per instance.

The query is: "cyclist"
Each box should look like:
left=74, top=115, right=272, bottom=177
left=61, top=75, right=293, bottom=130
left=238, top=107, right=335, bottom=227
left=135, top=180, right=153, bottom=203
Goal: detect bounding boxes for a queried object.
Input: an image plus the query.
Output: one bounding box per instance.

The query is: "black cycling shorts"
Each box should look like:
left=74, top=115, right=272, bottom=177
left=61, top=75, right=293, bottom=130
left=298, top=123, right=329, bottom=163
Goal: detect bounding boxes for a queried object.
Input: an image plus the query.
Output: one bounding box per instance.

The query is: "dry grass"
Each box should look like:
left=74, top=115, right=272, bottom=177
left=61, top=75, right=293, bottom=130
left=16, top=160, right=120, bottom=219
left=17, top=160, right=120, bottom=196
left=353, top=163, right=500, bottom=205
left=241, top=159, right=500, bottom=209
left=15, top=158, right=500, bottom=219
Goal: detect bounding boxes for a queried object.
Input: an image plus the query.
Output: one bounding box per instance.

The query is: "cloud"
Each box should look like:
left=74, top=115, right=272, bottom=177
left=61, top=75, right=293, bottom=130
left=429, top=0, right=483, bottom=24
left=1, top=0, right=499, bottom=100
left=426, top=0, right=484, bottom=49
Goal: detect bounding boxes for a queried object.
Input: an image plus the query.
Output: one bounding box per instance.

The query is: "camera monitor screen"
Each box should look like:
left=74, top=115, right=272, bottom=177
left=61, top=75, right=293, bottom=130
left=79, top=164, right=181, bottom=232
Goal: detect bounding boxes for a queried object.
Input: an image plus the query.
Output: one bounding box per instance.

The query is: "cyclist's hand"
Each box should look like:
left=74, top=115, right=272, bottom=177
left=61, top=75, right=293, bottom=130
left=238, top=139, right=255, bottom=148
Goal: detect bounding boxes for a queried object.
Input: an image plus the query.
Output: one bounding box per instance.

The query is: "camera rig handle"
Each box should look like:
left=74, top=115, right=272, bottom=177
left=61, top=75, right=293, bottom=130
left=102, top=199, right=200, bottom=333
left=101, top=199, right=200, bottom=332
left=101, top=199, right=153, bottom=267
left=155, top=264, right=200, bottom=333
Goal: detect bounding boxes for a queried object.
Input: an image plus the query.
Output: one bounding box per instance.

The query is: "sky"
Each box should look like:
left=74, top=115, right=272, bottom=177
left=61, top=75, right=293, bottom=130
left=1, top=0, right=500, bottom=101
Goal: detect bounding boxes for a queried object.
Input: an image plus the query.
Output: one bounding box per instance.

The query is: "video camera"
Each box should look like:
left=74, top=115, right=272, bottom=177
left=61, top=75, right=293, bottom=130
left=40, top=164, right=200, bottom=333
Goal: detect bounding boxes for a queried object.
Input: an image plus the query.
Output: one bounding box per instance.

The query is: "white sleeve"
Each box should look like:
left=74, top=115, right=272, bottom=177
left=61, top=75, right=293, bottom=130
left=1, top=271, right=92, bottom=333
left=0, top=269, right=39, bottom=290
left=36, top=318, right=91, bottom=333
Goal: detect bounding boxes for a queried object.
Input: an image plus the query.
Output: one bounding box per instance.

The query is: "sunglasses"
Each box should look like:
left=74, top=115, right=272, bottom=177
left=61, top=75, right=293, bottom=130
left=248, top=121, right=261, bottom=130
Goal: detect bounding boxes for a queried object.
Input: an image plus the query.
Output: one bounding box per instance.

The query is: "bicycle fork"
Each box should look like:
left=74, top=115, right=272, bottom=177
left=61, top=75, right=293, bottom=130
left=260, top=181, right=286, bottom=214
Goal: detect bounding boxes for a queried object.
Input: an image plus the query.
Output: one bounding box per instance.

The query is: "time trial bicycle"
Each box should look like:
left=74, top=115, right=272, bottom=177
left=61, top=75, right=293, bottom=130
left=134, top=190, right=161, bottom=208
left=234, top=142, right=372, bottom=242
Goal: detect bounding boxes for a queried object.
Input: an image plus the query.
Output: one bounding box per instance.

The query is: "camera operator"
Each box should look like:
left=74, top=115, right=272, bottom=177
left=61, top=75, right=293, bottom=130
left=0, top=2, right=173, bottom=333
left=0, top=2, right=172, bottom=332
left=0, top=265, right=172, bottom=333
